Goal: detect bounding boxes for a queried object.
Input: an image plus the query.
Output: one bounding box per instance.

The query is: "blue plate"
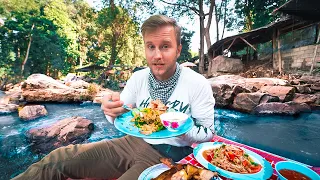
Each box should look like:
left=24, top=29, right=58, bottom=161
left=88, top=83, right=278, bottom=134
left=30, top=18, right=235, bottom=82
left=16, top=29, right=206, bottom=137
left=193, top=142, right=273, bottom=180
left=114, top=111, right=194, bottom=139
left=138, top=163, right=223, bottom=180
left=138, top=163, right=169, bottom=180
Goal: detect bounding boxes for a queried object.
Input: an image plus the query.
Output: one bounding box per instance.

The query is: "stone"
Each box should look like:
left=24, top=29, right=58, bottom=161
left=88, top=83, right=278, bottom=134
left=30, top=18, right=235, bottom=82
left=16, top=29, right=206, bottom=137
left=26, top=116, right=94, bottom=153
left=19, top=105, right=48, bottom=120
left=208, top=56, right=244, bottom=75
left=23, top=74, right=72, bottom=90
left=232, top=92, right=279, bottom=113
left=253, top=102, right=311, bottom=115
left=0, top=104, right=18, bottom=115
left=259, top=86, right=296, bottom=102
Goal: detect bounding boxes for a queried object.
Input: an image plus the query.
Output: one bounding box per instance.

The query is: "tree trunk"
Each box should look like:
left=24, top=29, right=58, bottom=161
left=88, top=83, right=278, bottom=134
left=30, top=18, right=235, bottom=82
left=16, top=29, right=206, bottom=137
left=245, top=0, right=253, bottom=31
left=221, top=0, right=228, bottom=39
left=204, top=0, right=215, bottom=50
left=109, top=0, right=117, bottom=66
left=214, top=2, right=219, bottom=42
left=199, top=0, right=205, bottom=74
left=21, top=23, right=35, bottom=76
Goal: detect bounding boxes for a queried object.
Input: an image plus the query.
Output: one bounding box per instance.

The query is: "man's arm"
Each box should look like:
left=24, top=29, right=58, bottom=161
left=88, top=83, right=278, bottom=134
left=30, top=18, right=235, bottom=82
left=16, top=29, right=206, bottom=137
left=183, top=79, right=215, bottom=143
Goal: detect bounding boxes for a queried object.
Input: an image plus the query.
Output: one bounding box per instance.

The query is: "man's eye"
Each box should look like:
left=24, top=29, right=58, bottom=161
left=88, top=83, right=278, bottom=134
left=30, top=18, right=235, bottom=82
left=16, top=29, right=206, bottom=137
left=162, top=45, right=168, bottom=49
left=148, top=45, right=155, bottom=49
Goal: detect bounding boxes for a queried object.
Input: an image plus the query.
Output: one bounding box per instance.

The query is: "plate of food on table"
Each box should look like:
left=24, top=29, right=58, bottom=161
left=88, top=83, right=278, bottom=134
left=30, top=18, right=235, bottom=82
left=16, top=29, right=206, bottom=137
left=138, top=157, right=221, bottom=180
left=114, top=100, right=194, bottom=139
left=193, top=142, right=273, bottom=180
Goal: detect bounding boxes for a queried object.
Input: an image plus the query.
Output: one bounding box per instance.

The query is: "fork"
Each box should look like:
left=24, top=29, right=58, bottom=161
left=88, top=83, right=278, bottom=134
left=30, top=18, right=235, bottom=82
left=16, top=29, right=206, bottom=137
left=122, top=104, right=132, bottom=111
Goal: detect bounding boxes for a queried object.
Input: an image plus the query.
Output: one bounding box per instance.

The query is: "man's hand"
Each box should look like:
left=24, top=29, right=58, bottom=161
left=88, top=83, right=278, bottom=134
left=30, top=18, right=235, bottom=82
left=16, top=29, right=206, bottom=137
left=101, top=92, right=127, bottom=119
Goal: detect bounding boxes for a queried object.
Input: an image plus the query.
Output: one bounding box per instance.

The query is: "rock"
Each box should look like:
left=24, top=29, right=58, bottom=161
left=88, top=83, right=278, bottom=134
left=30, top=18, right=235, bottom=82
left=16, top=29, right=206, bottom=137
left=310, top=83, right=320, bottom=91
left=292, top=93, right=320, bottom=107
left=64, top=73, right=81, bottom=83
left=259, top=86, right=296, bottom=102
left=66, top=80, right=90, bottom=89
left=232, top=92, right=279, bottom=113
left=208, top=56, right=244, bottom=76
left=22, top=89, right=93, bottom=102
left=253, top=102, right=311, bottom=115
left=211, top=84, right=233, bottom=107
left=0, top=104, right=18, bottom=115
left=299, top=75, right=320, bottom=84
left=19, top=105, right=48, bottom=120
left=23, top=74, right=72, bottom=90
left=293, top=85, right=313, bottom=94
left=26, top=116, right=94, bottom=153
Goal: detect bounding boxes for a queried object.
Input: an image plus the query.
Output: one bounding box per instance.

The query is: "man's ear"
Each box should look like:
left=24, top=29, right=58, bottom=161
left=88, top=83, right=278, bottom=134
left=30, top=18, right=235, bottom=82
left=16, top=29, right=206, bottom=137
left=176, top=44, right=182, bottom=58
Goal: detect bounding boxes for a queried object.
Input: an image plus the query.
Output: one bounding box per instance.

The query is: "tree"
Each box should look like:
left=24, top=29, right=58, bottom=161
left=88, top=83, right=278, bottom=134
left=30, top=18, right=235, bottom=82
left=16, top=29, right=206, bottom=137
left=234, top=0, right=287, bottom=32
left=177, top=29, right=195, bottom=63
left=97, top=5, right=144, bottom=66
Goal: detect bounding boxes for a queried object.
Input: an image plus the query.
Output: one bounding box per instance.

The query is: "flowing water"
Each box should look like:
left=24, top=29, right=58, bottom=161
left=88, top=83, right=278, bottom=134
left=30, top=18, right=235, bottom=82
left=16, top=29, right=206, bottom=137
left=0, top=100, right=319, bottom=179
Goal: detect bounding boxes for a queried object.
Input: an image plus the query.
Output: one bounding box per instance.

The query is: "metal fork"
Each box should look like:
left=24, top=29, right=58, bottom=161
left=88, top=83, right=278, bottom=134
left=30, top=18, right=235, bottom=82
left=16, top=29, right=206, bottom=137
left=122, top=104, right=132, bottom=111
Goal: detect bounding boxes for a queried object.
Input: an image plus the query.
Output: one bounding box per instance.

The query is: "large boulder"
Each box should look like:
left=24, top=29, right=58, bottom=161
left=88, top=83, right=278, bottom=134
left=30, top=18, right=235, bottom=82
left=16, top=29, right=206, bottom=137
left=0, top=104, right=19, bottom=115
left=19, top=105, right=48, bottom=120
left=211, top=84, right=250, bottom=107
left=23, top=74, right=72, bottom=90
left=253, top=102, right=311, bottom=115
left=26, top=116, right=94, bottom=153
left=208, top=56, right=244, bottom=76
left=259, top=86, right=296, bottom=102
left=232, top=92, right=279, bottom=113
left=66, top=80, right=90, bottom=89
left=22, top=89, right=93, bottom=102
left=292, top=93, right=320, bottom=108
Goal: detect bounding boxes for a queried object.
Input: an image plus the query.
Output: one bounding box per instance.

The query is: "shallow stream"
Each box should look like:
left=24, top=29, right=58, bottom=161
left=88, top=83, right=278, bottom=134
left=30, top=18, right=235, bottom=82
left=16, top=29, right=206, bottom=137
left=0, top=101, right=319, bottom=179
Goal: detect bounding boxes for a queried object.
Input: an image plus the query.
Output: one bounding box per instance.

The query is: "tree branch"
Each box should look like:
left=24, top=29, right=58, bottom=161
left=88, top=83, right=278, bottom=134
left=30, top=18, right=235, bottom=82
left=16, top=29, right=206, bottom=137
left=158, top=0, right=200, bottom=15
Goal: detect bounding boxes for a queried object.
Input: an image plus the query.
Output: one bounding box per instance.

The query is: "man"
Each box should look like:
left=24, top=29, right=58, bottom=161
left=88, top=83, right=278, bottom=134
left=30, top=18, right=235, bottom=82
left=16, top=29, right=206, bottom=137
left=12, top=15, right=215, bottom=180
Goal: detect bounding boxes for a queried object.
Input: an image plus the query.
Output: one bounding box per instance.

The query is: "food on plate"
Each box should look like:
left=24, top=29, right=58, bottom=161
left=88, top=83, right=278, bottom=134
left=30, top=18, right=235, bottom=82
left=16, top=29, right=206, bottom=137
left=131, top=99, right=168, bottom=135
left=152, top=157, right=219, bottom=180
left=279, top=169, right=311, bottom=180
left=202, top=144, right=262, bottom=174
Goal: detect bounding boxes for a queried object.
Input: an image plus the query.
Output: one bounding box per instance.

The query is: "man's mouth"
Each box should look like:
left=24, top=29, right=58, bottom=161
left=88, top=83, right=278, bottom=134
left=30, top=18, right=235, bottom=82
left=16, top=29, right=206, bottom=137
left=153, top=64, right=164, bottom=68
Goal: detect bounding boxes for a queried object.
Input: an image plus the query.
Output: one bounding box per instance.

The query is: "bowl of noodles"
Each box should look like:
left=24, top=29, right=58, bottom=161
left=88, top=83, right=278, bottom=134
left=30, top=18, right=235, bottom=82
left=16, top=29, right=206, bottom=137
left=193, top=142, right=273, bottom=180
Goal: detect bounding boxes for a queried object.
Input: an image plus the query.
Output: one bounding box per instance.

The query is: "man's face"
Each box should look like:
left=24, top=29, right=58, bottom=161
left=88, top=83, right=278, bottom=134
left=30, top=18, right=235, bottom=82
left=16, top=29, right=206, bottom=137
left=143, top=25, right=182, bottom=81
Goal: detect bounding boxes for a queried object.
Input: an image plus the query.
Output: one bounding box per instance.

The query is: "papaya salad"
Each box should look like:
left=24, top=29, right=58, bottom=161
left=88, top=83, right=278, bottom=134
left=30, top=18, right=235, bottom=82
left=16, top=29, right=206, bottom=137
left=202, top=144, right=262, bottom=174
left=131, top=99, right=168, bottom=135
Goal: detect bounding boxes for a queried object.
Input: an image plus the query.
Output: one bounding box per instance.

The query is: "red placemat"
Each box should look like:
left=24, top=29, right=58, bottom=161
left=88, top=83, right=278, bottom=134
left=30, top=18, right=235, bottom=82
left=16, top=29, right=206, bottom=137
left=178, top=135, right=320, bottom=180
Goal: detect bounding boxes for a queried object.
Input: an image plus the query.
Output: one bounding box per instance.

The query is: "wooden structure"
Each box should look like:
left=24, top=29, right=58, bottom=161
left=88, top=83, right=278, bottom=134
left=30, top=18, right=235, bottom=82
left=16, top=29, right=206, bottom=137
left=75, top=65, right=107, bottom=72
left=207, top=0, right=320, bottom=74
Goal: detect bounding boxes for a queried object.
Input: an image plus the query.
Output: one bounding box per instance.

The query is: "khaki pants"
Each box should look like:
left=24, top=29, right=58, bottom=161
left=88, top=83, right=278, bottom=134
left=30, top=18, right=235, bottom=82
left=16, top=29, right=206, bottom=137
left=12, top=136, right=164, bottom=180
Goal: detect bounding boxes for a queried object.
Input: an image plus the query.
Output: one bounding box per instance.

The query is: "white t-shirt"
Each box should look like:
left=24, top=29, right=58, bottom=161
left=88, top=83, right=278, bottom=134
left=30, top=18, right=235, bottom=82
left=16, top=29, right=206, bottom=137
left=109, top=66, right=215, bottom=147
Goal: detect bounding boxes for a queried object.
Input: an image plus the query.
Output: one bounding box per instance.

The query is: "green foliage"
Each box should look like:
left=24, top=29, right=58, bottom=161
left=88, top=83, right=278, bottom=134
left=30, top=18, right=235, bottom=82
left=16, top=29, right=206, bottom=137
left=178, top=29, right=195, bottom=63
left=234, top=0, right=287, bottom=31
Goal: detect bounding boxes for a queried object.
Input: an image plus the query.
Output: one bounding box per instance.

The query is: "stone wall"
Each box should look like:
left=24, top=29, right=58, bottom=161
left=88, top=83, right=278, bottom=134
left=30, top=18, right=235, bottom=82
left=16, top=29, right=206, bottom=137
left=273, top=44, right=320, bottom=71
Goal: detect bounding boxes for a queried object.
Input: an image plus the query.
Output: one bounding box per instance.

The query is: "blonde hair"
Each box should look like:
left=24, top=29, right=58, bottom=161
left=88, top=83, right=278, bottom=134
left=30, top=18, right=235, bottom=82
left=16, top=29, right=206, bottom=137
left=141, top=15, right=181, bottom=45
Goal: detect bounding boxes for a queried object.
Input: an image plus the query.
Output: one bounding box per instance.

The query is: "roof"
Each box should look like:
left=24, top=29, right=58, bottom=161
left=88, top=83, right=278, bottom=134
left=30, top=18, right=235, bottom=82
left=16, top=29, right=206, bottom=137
left=75, top=65, right=107, bottom=72
left=273, top=0, right=320, bottom=20
left=208, top=16, right=318, bottom=57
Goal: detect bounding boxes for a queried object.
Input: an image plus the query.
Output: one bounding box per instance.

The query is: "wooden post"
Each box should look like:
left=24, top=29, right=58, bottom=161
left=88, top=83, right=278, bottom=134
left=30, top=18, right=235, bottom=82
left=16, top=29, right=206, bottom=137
left=277, top=29, right=282, bottom=73
left=272, top=29, right=277, bottom=69
left=310, top=24, right=320, bottom=74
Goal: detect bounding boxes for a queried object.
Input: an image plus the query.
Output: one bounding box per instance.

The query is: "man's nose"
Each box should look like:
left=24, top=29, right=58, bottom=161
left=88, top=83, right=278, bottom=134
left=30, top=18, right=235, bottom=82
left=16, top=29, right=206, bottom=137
left=154, top=48, right=162, bottom=59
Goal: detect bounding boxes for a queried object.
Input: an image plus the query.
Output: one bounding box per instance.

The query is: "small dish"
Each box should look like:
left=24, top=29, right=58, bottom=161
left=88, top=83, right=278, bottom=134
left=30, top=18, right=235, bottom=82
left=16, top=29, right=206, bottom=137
left=275, top=161, right=320, bottom=180
left=160, top=112, right=189, bottom=132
